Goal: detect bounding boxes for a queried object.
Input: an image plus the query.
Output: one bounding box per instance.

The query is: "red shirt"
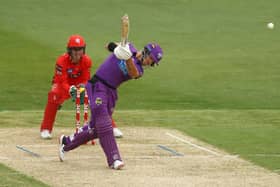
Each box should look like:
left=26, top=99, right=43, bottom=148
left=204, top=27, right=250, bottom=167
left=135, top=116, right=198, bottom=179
left=52, top=53, right=92, bottom=92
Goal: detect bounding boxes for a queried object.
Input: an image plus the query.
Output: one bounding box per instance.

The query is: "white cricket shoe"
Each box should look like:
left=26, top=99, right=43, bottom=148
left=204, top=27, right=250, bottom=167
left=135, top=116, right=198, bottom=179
left=111, top=160, right=124, bottom=170
left=40, top=130, right=52, bottom=139
left=113, top=128, right=123, bottom=138
left=58, top=135, right=65, bottom=162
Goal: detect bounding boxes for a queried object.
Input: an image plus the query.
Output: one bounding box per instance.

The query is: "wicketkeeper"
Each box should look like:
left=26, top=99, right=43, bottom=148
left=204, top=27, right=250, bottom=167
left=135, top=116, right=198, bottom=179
left=40, top=35, right=123, bottom=139
left=58, top=42, right=163, bottom=169
left=39, top=35, right=92, bottom=139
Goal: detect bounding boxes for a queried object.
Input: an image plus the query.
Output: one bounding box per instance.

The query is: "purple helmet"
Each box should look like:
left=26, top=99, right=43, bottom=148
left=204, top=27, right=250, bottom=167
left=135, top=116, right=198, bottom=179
left=144, top=43, right=163, bottom=64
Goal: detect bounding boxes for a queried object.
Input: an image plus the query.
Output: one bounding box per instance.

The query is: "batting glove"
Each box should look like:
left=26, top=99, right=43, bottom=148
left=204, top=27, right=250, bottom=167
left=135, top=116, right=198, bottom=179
left=114, top=44, right=132, bottom=60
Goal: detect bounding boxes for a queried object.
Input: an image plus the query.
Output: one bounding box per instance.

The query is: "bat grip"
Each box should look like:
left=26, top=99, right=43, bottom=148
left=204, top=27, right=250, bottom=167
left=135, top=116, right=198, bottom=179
left=121, top=40, right=127, bottom=47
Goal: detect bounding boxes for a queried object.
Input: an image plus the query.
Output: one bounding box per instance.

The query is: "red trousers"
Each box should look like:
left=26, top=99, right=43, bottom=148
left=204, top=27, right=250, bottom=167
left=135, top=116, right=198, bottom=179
left=40, top=84, right=70, bottom=132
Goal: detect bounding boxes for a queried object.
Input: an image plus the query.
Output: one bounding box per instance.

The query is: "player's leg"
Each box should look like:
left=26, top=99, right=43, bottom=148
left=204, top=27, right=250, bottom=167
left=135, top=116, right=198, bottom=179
left=112, top=119, right=123, bottom=138
left=40, top=84, right=68, bottom=139
left=96, top=85, right=123, bottom=169
left=59, top=82, right=124, bottom=169
left=59, top=103, right=98, bottom=161
left=84, top=82, right=123, bottom=168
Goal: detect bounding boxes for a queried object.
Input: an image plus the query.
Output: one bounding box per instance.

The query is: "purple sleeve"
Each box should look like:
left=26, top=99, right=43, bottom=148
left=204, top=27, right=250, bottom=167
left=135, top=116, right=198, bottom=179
left=129, top=43, right=144, bottom=78
left=137, top=65, right=144, bottom=78
left=129, top=43, right=138, bottom=56
left=134, top=59, right=144, bottom=78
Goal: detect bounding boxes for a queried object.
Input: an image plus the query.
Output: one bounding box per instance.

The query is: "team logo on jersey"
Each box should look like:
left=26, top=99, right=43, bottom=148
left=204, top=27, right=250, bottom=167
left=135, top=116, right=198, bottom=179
left=67, top=68, right=73, bottom=73
left=66, top=68, right=81, bottom=78
left=95, top=97, right=102, bottom=105
left=117, top=59, right=128, bottom=76
left=70, top=72, right=81, bottom=78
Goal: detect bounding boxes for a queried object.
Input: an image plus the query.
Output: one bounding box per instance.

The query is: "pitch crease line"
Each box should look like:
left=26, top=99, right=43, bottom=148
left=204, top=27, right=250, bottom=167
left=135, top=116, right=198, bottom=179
left=165, top=132, right=221, bottom=156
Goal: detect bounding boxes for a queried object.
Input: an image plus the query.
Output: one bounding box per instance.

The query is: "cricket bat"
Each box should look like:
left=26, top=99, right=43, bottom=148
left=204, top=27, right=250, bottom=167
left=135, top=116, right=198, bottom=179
left=120, top=14, right=138, bottom=78
left=121, top=14, right=129, bottom=47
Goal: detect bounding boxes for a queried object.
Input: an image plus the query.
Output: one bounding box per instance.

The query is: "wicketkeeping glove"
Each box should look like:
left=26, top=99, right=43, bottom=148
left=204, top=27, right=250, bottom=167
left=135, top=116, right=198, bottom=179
left=69, top=85, right=77, bottom=102
left=69, top=85, right=86, bottom=104
left=78, top=84, right=86, bottom=105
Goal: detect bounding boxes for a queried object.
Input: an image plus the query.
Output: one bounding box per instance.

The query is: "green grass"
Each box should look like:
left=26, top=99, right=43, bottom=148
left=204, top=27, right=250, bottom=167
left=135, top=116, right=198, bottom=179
left=0, top=0, right=280, bottom=185
left=0, top=163, right=49, bottom=187
left=1, top=0, right=280, bottom=110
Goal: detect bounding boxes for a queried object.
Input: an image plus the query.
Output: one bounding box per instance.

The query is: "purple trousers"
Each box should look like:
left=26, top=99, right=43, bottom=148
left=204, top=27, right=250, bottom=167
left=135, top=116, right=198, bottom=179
left=63, top=81, right=121, bottom=166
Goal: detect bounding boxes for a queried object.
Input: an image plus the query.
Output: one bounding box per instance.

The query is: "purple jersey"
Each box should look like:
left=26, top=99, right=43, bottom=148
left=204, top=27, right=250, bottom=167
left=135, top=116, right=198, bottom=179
left=95, top=43, right=143, bottom=88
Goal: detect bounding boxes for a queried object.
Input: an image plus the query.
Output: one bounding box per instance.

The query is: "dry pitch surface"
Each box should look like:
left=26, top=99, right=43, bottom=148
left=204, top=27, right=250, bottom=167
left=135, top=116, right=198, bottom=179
left=0, top=127, right=279, bottom=187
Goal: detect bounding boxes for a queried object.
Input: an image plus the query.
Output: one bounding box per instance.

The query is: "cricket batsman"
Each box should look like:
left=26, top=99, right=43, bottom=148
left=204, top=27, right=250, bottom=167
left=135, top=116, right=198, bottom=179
left=58, top=41, right=163, bottom=169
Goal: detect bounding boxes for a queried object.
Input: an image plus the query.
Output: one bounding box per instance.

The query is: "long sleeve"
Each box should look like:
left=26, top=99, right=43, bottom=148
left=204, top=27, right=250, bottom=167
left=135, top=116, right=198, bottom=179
left=80, top=57, right=92, bottom=84
left=54, top=58, right=71, bottom=93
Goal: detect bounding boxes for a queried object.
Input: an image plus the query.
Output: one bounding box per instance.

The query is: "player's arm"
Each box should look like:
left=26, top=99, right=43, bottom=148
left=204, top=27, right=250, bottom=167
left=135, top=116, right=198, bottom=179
left=114, top=44, right=140, bottom=78
left=80, top=57, right=92, bottom=84
left=54, top=59, right=71, bottom=93
left=125, top=58, right=140, bottom=78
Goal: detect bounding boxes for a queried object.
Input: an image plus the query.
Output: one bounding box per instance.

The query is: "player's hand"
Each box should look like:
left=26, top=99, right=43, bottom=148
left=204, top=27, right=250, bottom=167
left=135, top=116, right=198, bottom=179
left=69, top=85, right=77, bottom=102
left=70, top=85, right=86, bottom=104
left=114, top=44, right=132, bottom=60
left=78, top=83, right=85, bottom=90
left=79, top=88, right=85, bottom=105
left=77, top=84, right=86, bottom=104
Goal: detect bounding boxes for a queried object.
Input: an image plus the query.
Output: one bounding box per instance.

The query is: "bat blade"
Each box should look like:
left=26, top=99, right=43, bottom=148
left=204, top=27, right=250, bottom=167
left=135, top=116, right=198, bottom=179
left=121, top=14, right=129, bottom=47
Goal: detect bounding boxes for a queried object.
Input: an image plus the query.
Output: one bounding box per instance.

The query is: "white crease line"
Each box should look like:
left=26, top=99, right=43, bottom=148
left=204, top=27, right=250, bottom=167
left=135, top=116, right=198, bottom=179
left=166, top=132, right=221, bottom=156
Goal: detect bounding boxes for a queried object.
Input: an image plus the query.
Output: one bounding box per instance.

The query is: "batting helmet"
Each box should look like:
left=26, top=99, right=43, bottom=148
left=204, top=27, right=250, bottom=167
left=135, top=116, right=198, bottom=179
left=144, top=43, right=163, bottom=65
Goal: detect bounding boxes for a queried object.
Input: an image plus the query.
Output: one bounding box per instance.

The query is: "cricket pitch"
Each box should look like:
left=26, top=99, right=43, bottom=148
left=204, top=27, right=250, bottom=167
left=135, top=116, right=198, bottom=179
left=0, top=127, right=279, bottom=187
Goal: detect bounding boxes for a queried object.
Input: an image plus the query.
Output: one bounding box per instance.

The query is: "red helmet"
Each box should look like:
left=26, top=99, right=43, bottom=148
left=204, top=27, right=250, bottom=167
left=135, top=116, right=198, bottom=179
left=67, top=35, right=86, bottom=48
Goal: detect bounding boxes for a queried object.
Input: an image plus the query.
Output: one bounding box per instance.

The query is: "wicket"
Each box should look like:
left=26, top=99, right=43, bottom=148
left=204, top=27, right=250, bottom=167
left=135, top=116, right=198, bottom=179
left=75, top=86, right=95, bottom=145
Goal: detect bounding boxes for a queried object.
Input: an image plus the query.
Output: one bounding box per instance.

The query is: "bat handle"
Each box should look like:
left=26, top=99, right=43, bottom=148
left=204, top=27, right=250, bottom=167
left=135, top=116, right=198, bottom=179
left=121, top=39, right=127, bottom=47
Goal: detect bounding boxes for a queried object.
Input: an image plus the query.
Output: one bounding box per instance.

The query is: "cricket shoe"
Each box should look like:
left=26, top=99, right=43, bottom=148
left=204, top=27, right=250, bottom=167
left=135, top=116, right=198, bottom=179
left=58, top=135, right=65, bottom=162
left=111, top=160, right=125, bottom=170
left=40, top=130, right=52, bottom=139
left=113, top=128, right=123, bottom=138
